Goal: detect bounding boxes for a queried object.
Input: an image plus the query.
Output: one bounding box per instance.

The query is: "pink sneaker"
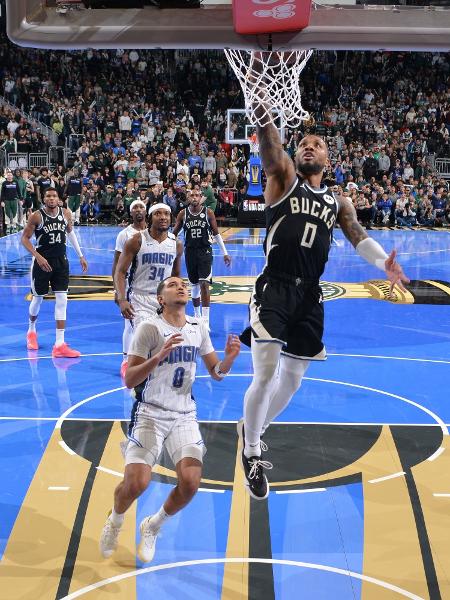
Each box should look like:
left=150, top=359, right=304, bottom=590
left=27, top=331, right=39, bottom=350
left=120, top=360, right=128, bottom=379
left=52, top=343, right=81, bottom=358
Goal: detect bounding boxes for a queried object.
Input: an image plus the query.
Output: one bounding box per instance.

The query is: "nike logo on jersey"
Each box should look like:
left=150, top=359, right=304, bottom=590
left=163, top=332, right=173, bottom=337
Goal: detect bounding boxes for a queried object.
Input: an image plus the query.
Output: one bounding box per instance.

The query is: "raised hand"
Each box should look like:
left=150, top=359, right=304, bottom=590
left=384, top=249, right=410, bottom=297
left=158, top=334, right=184, bottom=361
left=224, top=333, right=241, bottom=359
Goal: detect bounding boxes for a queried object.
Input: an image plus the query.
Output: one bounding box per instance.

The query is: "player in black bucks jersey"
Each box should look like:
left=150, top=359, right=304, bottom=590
left=21, top=188, right=88, bottom=357
left=173, top=190, right=231, bottom=328
left=238, top=120, right=410, bottom=499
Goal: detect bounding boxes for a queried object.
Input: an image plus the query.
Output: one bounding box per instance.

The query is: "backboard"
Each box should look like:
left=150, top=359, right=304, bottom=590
left=6, top=1, right=450, bottom=51
left=226, top=109, right=285, bottom=146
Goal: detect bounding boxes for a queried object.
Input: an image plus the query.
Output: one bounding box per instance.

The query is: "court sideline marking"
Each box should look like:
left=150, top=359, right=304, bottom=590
left=1, top=352, right=449, bottom=364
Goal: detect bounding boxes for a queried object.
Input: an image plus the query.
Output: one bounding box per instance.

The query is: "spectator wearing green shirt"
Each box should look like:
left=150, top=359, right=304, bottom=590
left=201, top=178, right=217, bottom=213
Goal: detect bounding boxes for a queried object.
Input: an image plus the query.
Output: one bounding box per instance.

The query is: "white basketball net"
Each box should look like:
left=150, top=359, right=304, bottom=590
left=224, top=49, right=313, bottom=129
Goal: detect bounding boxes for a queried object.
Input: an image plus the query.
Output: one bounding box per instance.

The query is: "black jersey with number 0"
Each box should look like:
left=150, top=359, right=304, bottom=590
left=264, top=177, right=339, bottom=280
left=183, top=207, right=211, bottom=249
left=35, top=207, right=68, bottom=258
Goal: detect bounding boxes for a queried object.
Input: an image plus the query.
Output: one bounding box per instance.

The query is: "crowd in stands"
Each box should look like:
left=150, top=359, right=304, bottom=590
left=0, top=37, right=449, bottom=233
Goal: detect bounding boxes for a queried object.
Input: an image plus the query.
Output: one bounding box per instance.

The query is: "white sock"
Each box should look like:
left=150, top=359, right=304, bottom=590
left=202, top=306, right=210, bottom=321
left=55, top=329, right=65, bottom=346
left=149, top=505, right=170, bottom=531
left=194, top=305, right=201, bottom=318
left=28, top=320, right=36, bottom=333
left=110, top=508, right=125, bottom=528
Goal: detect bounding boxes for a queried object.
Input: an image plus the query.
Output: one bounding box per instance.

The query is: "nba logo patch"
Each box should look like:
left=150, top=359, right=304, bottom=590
left=58, top=215, right=63, bottom=221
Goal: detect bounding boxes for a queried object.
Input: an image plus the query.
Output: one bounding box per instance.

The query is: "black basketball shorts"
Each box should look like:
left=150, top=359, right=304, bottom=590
left=31, top=255, right=70, bottom=296
left=185, top=246, right=213, bottom=285
left=241, top=269, right=326, bottom=360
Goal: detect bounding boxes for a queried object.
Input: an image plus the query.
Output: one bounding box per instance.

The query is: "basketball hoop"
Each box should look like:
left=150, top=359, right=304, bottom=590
left=248, top=133, right=259, bottom=155
left=224, top=49, right=313, bottom=129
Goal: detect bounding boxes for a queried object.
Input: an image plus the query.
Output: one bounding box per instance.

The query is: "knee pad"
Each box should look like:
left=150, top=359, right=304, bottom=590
left=29, top=295, right=43, bottom=317
left=54, top=292, right=68, bottom=321
left=191, top=283, right=201, bottom=300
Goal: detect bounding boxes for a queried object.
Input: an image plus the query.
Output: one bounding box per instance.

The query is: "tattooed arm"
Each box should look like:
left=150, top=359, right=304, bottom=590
left=337, top=195, right=410, bottom=294
left=336, top=195, right=368, bottom=247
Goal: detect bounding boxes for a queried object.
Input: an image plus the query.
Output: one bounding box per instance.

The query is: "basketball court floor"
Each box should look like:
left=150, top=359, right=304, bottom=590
left=0, top=225, right=449, bottom=600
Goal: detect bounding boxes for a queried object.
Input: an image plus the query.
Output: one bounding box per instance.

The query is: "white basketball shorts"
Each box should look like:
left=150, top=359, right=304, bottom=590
left=124, top=407, right=206, bottom=467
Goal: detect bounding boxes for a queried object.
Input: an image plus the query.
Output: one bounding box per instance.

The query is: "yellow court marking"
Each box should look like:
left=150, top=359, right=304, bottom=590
left=221, top=436, right=250, bottom=599
left=68, top=421, right=137, bottom=598
left=424, top=279, right=450, bottom=296
left=361, top=426, right=428, bottom=599
left=0, top=429, right=90, bottom=599
left=412, top=436, right=450, bottom=598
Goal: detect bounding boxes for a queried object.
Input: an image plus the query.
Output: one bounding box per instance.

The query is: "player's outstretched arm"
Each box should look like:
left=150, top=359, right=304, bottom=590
left=337, top=196, right=410, bottom=295
left=208, top=209, right=231, bottom=266
left=202, top=334, right=241, bottom=381
left=171, top=239, right=184, bottom=278
left=250, top=53, right=296, bottom=205
left=172, top=209, right=185, bottom=237
left=21, top=212, right=52, bottom=272
left=64, top=208, right=88, bottom=272
left=115, top=234, right=141, bottom=319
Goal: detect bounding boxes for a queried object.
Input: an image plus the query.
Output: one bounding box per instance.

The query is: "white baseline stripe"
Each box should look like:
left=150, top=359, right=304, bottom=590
left=433, top=493, right=450, bottom=498
left=216, top=350, right=450, bottom=364
left=196, top=374, right=448, bottom=436
left=0, top=351, right=448, bottom=365
left=198, top=488, right=225, bottom=494
left=96, top=466, right=123, bottom=478
left=55, top=386, right=125, bottom=430
left=48, top=486, right=70, bottom=491
left=59, top=440, right=76, bottom=455
left=276, top=488, right=326, bottom=495
left=427, top=447, right=445, bottom=462
left=369, top=471, right=405, bottom=484
left=60, top=557, right=425, bottom=600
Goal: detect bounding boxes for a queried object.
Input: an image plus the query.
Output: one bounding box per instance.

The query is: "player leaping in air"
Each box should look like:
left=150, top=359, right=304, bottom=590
left=238, top=73, right=410, bottom=500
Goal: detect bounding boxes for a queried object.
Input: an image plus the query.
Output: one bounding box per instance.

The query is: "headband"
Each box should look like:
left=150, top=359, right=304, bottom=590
left=129, top=200, right=146, bottom=211
left=149, top=202, right=171, bottom=215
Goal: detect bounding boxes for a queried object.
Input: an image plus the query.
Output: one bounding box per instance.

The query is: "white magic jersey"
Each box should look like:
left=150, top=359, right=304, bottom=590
left=128, top=230, right=177, bottom=296
left=115, top=224, right=141, bottom=253
left=129, top=314, right=214, bottom=414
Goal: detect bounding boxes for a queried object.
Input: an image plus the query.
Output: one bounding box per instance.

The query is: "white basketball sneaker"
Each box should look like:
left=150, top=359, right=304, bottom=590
left=100, top=514, right=121, bottom=558
left=137, top=516, right=159, bottom=563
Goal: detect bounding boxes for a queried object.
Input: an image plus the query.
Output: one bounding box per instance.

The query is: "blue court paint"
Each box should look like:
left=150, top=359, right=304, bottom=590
left=269, top=483, right=363, bottom=599
left=0, top=226, right=449, bottom=598
left=0, top=419, right=54, bottom=559
left=136, top=481, right=230, bottom=600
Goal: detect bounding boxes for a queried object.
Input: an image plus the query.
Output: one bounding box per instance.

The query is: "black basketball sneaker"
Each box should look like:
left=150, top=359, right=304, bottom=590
left=236, top=419, right=272, bottom=500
